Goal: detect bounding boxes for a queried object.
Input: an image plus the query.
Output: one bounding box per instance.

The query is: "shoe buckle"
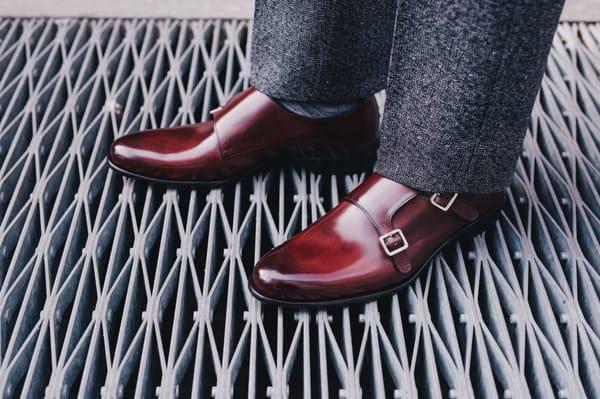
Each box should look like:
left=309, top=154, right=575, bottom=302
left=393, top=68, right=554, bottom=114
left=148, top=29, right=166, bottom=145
left=379, top=228, right=409, bottom=257
left=209, top=106, right=223, bottom=115
left=430, top=193, right=458, bottom=212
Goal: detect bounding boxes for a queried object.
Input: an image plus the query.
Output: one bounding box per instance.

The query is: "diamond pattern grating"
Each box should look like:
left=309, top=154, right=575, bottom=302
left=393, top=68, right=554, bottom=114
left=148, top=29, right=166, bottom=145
left=0, top=18, right=599, bottom=399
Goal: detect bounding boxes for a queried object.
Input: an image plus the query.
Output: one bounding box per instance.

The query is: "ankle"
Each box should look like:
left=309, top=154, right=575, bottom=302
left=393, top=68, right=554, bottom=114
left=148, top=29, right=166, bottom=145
left=276, top=98, right=366, bottom=119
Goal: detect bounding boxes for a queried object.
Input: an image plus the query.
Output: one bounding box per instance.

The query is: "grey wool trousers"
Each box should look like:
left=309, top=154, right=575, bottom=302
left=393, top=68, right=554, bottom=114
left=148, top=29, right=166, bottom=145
left=250, top=0, right=565, bottom=193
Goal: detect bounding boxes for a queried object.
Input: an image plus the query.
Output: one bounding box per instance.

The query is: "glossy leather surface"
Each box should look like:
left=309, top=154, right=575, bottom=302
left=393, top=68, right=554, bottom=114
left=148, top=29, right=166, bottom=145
left=251, top=173, right=505, bottom=305
left=109, top=87, right=379, bottom=183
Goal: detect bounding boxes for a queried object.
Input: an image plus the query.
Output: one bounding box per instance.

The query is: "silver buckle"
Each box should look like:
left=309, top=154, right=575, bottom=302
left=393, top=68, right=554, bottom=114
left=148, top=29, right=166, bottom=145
left=209, top=106, right=223, bottom=115
left=430, top=193, right=458, bottom=212
left=379, top=229, right=409, bottom=257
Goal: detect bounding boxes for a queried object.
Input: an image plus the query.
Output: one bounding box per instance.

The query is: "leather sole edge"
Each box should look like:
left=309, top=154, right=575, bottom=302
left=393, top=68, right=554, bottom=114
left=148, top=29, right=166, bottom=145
left=107, top=149, right=377, bottom=188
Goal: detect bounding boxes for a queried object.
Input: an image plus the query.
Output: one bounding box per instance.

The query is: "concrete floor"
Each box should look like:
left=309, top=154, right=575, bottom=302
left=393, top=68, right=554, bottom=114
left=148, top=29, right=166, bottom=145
left=0, top=0, right=598, bottom=20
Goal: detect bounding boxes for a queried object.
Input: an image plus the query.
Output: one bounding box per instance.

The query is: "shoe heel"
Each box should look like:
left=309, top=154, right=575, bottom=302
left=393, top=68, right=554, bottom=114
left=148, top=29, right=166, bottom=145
left=300, top=148, right=377, bottom=175
left=461, top=210, right=501, bottom=240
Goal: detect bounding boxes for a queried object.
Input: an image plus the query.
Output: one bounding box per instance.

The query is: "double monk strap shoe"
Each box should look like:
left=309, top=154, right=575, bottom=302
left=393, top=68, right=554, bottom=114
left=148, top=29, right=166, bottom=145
left=108, top=87, right=379, bottom=186
left=250, top=173, right=505, bottom=307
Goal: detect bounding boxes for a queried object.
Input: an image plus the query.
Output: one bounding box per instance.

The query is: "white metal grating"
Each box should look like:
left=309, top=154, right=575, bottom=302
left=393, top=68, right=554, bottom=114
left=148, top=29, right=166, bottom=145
left=0, top=18, right=599, bottom=399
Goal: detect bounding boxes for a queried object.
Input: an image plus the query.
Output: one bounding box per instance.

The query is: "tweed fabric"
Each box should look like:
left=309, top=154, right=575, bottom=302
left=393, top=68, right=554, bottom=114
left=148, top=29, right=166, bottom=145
left=250, top=0, right=565, bottom=192
left=250, top=0, right=397, bottom=102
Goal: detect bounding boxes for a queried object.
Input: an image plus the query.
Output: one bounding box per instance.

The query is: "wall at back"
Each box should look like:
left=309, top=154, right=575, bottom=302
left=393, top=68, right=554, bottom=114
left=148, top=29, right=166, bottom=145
left=0, top=0, right=597, bottom=20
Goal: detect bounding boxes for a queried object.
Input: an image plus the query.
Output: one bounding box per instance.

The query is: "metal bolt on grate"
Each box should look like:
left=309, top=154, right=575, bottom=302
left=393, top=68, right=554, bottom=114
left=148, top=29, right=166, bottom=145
left=0, top=18, right=599, bottom=399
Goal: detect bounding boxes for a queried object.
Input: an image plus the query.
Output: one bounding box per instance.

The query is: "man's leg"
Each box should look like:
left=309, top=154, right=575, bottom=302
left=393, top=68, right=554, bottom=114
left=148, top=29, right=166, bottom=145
left=375, top=0, right=565, bottom=193
left=250, top=0, right=397, bottom=104
left=250, top=0, right=567, bottom=306
left=108, top=1, right=396, bottom=185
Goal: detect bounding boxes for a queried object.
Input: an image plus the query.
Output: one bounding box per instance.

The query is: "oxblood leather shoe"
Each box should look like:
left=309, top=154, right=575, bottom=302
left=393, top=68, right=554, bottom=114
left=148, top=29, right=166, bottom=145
left=108, top=87, right=379, bottom=186
left=249, top=173, right=505, bottom=307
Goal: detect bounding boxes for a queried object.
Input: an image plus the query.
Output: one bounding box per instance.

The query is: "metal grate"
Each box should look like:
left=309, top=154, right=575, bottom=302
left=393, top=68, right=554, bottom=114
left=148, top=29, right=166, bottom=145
left=0, top=18, right=599, bottom=399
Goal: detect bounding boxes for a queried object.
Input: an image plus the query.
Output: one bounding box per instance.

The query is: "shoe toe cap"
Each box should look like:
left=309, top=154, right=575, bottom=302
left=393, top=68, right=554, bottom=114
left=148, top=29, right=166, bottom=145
left=251, top=255, right=291, bottom=300
left=250, top=248, right=342, bottom=303
left=108, top=129, right=181, bottom=176
left=108, top=134, right=145, bottom=169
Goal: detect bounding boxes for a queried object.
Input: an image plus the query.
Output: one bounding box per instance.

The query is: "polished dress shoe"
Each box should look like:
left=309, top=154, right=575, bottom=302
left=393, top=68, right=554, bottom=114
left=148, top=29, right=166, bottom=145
left=108, top=87, right=379, bottom=186
left=250, top=173, right=505, bottom=307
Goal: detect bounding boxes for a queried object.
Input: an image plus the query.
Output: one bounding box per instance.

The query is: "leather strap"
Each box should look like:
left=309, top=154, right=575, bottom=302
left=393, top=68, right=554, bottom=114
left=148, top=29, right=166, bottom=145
left=345, top=182, right=485, bottom=274
left=450, top=199, right=480, bottom=221
left=345, top=197, right=415, bottom=274
left=211, top=89, right=252, bottom=121
left=431, top=193, right=481, bottom=221
left=344, top=179, right=418, bottom=274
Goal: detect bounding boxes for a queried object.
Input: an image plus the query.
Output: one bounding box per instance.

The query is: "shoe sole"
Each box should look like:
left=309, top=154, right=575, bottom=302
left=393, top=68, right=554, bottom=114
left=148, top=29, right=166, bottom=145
left=107, top=148, right=378, bottom=188
left=248, top=210, right=501, bottom=308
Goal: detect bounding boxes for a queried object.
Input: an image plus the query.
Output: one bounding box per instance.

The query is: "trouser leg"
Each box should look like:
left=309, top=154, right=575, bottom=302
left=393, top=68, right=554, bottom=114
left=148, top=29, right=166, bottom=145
left=374, top=0, right=565, bottom=193
left=250, top=0, right=397, bottom=102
